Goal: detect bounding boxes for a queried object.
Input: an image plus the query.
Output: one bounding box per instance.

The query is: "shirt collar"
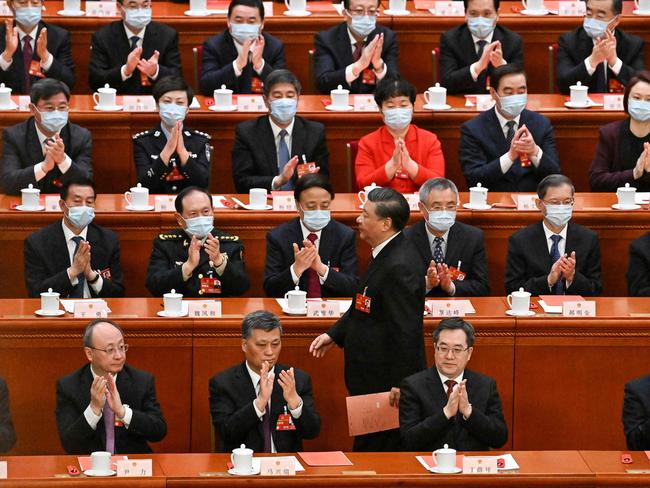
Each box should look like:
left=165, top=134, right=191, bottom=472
left=436, top=368, right=464, bottom=387
left=425, top=225, right=450, bottom=249
left=35, top=122, right=60, bottom=144
left=299, top=219, right=322, bottom=241
left=61, top=217, right=89, bottom=238
left=470, top=30, right=493, bottom=45
left=123, top=22, right=146, bottom=41
left=371, top=231, right=400, bottom=258
left=16, top=24, right=38, bottom=42
left=347, top=26, right=367, bottom=46
left=245, top=361, right=274, bottom=388
left=90, top=365, right=118, bottom=382
left=269, top=116, right=295, bottom=139
left=494, top=106, right=521, bottom=128
left=542, top=220, right=568, bottom=240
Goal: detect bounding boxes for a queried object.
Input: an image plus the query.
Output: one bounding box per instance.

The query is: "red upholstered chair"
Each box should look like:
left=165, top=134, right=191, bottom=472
left=346, top=140, right=359, bottom=192
left=548, top=43, right=559, bottom=93
left=192, top=45, right=203, bottom=92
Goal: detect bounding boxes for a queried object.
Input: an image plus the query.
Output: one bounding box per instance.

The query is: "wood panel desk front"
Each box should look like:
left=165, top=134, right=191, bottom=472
left=0, top=95, right=625, bottom=195
left=32, top=2, right=650, bottom=95
left=0, top=192, right=646, bottom=298
left=0, top=297, right=649, bottom=456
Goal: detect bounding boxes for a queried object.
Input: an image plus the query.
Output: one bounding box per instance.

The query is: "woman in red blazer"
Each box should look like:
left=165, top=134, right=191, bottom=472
left=355, top=77, right=445, bottom=193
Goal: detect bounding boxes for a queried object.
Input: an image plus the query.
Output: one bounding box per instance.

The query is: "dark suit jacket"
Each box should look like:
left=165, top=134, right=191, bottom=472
left=404, top=220, right=489, bottom=297
left=439, top=24, right=524, bottom=95
left=589, top=119, right=650, bottom=192
left=89, top=21, right=182, bottom=94
left=55, top=364, right=167, bottom=454
left=557, top=27, right=645, bottom=94
left=263, top=217, right=358, bottom=297
left=232, top=115, right=329, bottom=193
left=24, top=221, right=125, bottom=298
left=327, top=232, right=426, bottom=395
left=0, top=377, right=16, bottom=453
left=400, top=368, right=508, bottom=451
left=627, top=232, right=650, bottom=297
left=199, top=30, right=286, bottom=95
left=505, top=221, right=602, bottom=296
left=623, top=374, right=650, bottom=451
left=209, top=362, right=321, bottom=453
left=0, top=118, right=92, bottom=195
left=460, top=107, right=561, bottom=192
left=0, top=21, right=75, bottom=93
left=314, top=22, right=399, bottom=94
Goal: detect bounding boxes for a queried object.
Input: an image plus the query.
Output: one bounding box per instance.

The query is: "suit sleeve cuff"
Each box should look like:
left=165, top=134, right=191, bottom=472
left=58, top=155, right=72, bottom=174
left=374, top=62, right=387, bottom=80
left=232, top=60, right=243, bottom=77
left=121, top=65, right=132, bottom=81
left=0, top=55, right=12, bottom=71
left=89, top=276, right=104, bottom=293
left=289, top=399, right=303, bottom=418
left=119, top=405, right=133, bottom=428
left=469, top=62, right=480, bottom=81
left=318, top=266, right=330, bottom=284
left=531, top=147, right=543, bottom=167
left=584, top=57, right=596, bottom=75
left=34, top=162, right=47, bottom=181
left=290, top=264, right=300, bottom=285
left=212, top=253, right=229, bottom=276
left=252, top=400, right=265, bottom=420
left=609, top=58, right=622, bottom=75
left=254, top=59, right=265, bottom=76
left=41, top=53, right=54, bottom=71
left=345, top=64, right=358, bottom=84
left=84, top=405, right=102, bottom=430
left=499, top=153, right=514, bottom=174
left=151, top=64, right=160, bottom=80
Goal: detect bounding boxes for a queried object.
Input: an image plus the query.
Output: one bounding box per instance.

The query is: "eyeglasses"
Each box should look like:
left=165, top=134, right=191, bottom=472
left=346, top=7, right=378, bottom=16
left=429, top=205, right=457, bottom=212
left=543, top=199, right=574, bottom=206
left=88, top=344, right=129, bottom=356
left=435, top=345, right=469, bottom=355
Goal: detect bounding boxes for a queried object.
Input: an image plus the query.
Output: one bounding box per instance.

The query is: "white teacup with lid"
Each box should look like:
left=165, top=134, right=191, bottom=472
left=93, top=84, right=117, bottom=108
left=89, top=451, right=112, bottom=475
left=163, top=289, right=183, bottom=315
left=21, top=183, right=40, bottom=209
left=433, top=444, right=457, bottom=472
left=249, top=188, right=268, bottom=208
left=569, top=81, right=589, bottom=106
left=214, top=84, right=233, bottom=109
left=189, top=0, right=207, bottom=12
left=330, top=85, right=350, bottom=108
left=358, top=183, right=380, bottom=205
left=522, top=0, right=545, bottom=12
left=0, top=83, right=12, bottom=108
left=424, top=83, right=447, bottom=107
left=285, top=0, right=307, bottom=13
left=40, top=288, right=60, bottom=312
left=231, top=444, right=254, bottom=474
left=468, top=182, right=488, bottom=207
left=616, top=182, right=636, bottom=207
left=124, top=183, right=149, bottom=209
left=507, top=287, right=531, bottom=314
left=284, top=286, right=307, bottom=311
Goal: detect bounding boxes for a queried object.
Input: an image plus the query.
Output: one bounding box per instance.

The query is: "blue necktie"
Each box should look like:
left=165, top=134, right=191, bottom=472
left=70, top=236, right=86, bottom=298
left=433, top=237, right=444, bottom=264
left=130, top=35, right=139, bottom=51
left=277, top=129, right=293, bottom=190
left=550, top=234, right=565, bottom=295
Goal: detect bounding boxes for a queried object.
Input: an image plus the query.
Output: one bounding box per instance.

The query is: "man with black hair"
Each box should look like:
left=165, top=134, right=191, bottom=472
left=263, top=173, right=358, bottom=298
left=310, top=188, right=426, bottom=451
left=133, top=75, right=211, bottom=193
left=89, top=0, right=181, bottom=94
left=0, top=78, right=92, bottom=195
left=24, top=177, right=124, bottom=298
left=145, top=186, right=250, bottom=297
left=200, top=0, right=286, bottom=95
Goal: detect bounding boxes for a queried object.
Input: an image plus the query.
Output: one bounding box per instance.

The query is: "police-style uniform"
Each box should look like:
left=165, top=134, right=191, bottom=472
left=133, top=125, right=211, bottom=194
left=145, top=228, right=250, bottom=297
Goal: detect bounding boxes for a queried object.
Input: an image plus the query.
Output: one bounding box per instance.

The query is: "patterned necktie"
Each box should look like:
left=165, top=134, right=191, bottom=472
left=129, top=35, right=139, bottom=51
left=103, top=402, right=115, bottom=454
left=445, top=379, right=457, bottom=400
left=550, top=234, right=565, bottom=295
left=277, top=129, right=292, bottom=190
left=505, top=120, right=517, bottom=146
left=433, top=236, right=444, bottom=264
left=22, top=35, right=33, bottom=93
left=476, top=40, right=487, bottom=58
left=305, top=233, right=321, bottom=298
left=70, top=236, right=86, bottom=298
left=352, top=41, right=363, bottom=62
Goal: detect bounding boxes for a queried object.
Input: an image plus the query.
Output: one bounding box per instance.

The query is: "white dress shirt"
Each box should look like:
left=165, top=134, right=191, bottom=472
left=494, top=107, right=543, bottom=174
left=289, top=220, right=331, bottom=285
left=371, top=231, right=400, bottom=259
left=62, top=220, right=104, bottom=296
left=344, top=27, right=388, bottom=84
left=583, top=33, right=622, bottom=79
left=0, top=24, right=54, bottom=72
left=231, top=36, right=265, bottom=77
left=121, top=23, right=159, bottom=81
left=269, top=117, right=295, bottom=190
left=83, top=365, right=133, bottom=430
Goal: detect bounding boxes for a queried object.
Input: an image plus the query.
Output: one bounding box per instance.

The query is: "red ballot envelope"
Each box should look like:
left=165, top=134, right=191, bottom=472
left=346, top=391, right=399, bottom=437
left=298, top=451, right=353, bottom=466
left=539, top=295, right=584, bottom=306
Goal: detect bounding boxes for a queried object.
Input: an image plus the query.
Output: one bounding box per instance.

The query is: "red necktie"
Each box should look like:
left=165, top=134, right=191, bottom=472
left=305, top=233, right=321, bottom=298
left=22, top=35, right=33, bottom=93
left=352, top=41, right=363, bottom=62
left=445, top=379, right=457, bottom=399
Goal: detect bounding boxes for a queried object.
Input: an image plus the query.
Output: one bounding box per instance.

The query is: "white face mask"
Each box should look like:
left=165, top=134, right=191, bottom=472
left=544, top=203, right=573, bottom=228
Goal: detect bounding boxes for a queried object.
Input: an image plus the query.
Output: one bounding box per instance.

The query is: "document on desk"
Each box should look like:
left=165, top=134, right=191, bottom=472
left=346, top=391, right=399, bottom=436
left=61, top=299, right=111, bottom=314
left=298, top=451, right=353, bottom=466
left=538, top=295, right=584, bottom=314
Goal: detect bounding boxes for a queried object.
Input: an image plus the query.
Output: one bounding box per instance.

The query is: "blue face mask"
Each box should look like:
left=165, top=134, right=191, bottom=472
left=467, top=16, right=495, bottom=40
left=38, top=109, right=68, bottom=134
left=383, top=107, right=412, bottom=130
left=583, top=16, right=611, bottom=40
left=184, top=215, right=214, bottom=239
left=124, top=7, right=152, bottom=30
left=498, top=93, right=527, bottom=119
left=427, top=209, right=456, bottom=233
left=270, top=98, right=297, bottom=125
left=159, top=103, right=187, bottom=127
left=349, top=15, right=376, bottom=39
left=628, top=99, right=650, bottom=122
left=66, top=205, right=95, bottom=230
left=15, top=6, right=41, bottom=29
left=230, top=23, right=260, bottom=45
left=544, top=203, right=573, bottom=228
left=302, top=209, right=331, bottom=232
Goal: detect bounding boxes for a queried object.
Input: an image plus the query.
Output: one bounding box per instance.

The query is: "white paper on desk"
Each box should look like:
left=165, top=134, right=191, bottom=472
left=538, top=300, right=562, bottom=314
left=253, top=457, right=305, bottom=472
left=329, top=300, right=352, bottom=314
left=212, top=195, right=227, bottom=208
left=189, top=97, right=201, bottom=109
left=61, top=299, right=111, bottom=314
left=635, top=192, right=650, bottom=204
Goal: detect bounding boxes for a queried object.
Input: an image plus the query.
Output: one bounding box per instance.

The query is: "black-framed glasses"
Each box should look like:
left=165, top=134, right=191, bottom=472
left=435, top=345, right=469, bottom=355
left=88, top=344, right=129, bottom=355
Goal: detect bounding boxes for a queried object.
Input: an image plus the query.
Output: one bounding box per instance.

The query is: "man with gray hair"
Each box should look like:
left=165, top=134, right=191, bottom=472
left=209, top=310, right=320, bottom=453
left=405, top=177, right=489, bottom=297
left=400, top=317, right=508, bottom=451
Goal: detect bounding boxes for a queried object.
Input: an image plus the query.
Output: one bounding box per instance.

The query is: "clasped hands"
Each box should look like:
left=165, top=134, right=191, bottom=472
left=386, top=138, right=417, bottom=180
left=292, top=238, right=327, bottom=278
left=68, top=239, right=99, bottom=282
left=182, top=234, right=225, bottom=277
left=588, top=29, right=618, bottom=69
left=632, top=142, right=650, bottom=180
left=548, top=251, right=576, bottom=287
left=352, top=33, right=385, bottom=77
left=160, top=121, right=190, bottom=166
left=125, top=47, right=160, bottom=78
left=475, top=40, right=505, bottom=74
left=443, top=379, right=472, bottom=419
left=508, top=124, right=539, bottom=161
left=235, top=36, right=265, bottom=73
left=90, top=373, right=125, bottom=419
left=255, top=361, right=302, bottom=412
left=426, top=261, right=455, bottom=294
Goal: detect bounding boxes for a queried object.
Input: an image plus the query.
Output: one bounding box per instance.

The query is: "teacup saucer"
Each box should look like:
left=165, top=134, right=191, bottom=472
left=423, top=103, right=451, bottom=110
left=93, top=105, right=123, bottom=111
left=157, top=310, right=188, bottom=317
left=125, top=204, right=155, bottom=211
left=383, top=8, right=410, bottom=15
left=15, top=205, right=45, bottom=211
left=84, top=469, right=116, bottom=477
left=611, top=203, right=641, bottom=210
left=462, top=203, right=492, bottom=210
left=281, top=305, right=307, bottom=316
left=283, top=9, right=311, bottom=15
left=209, top=104, right=238, bottom=112
left=520, top=8, right=549, bottom=14
left=35, top=309, right=65, bottom=317
left=184, top=9, right=212, bottom=15
left=325, top=104, right=353, bottom=111
left=564, top=101, right=597, bottom=109
left=57, top=9, right=85, bottom=15
left=632, top=9, right=650, bottom=14
left=0, top=102, right=19, bottom=111
left=228, top=466, right=261, bottom=476
left=430, top=466, right=462, bottom=474
left=505, top=309, right=535, bottom=317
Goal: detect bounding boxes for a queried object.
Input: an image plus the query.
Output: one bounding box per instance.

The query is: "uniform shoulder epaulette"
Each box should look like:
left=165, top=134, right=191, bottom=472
left=133, top=129, right=153, bottom=140
left=158, top=231, right=184, bottom=241
left=191, top=129, right=211, bottom=140
left=214, top=233, right=239, bottom=242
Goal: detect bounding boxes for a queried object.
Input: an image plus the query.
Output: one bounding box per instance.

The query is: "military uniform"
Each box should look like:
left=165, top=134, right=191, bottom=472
left=133, top=125, right=211, bottom=194
left=145, top=228, right=250, bottom=297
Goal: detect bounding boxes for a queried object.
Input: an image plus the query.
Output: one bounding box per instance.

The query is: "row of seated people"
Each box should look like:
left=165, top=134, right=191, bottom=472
left=0, top=314, right=648, bottom=455
left=0, top=0, right=646, bottom=96
left=17, top=170, right=650, bottom=301
left=1, top=64, right=649, bottom=199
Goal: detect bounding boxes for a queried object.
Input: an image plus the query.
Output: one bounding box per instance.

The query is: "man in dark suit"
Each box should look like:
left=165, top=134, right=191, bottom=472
left=264, top=174, right=358, bottom=298
left=557, top=0, right=645, bottom=94
left=405, top=177, right=489, bottom=297
left=460, top=63, right=560, bottom=192
left=310, top=188, right=426, bottom=451
left=627, top=232, right=650, bottom=297
left=622, top=373, right=650, bottom=450
left=0, top=377, right=17, bottom=453
left=400, top=318, right=508, bottom=451
left=314, top=0, right=399, bottom=94
left=133, top=75, right=211, bottom=194
left=146, top=186, right=250, bottom=297
left=200, top=0, right=286, bottom=95
left=0, top=78, right=92, bottom=195
left=505, top=174, right=602, bottom=295
left=0, top=3, right=75, bottom=94
left=24, top=177, right=124, bottom=298
left=440, top=0, right=524, bottom=94
left=232, top=69, right=329, bottom=193
left=88, top=0, right=181, bottom=94
left=56, top=319, right=167, bottom=454
left=210, top=311, right=321, bottom=452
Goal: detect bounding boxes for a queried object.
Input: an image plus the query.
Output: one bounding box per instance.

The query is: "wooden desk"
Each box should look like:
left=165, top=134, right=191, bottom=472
left=580, top=451, right=650, bottom=488
left=35, top=2, right=650, bottom=95
left=0, top=192, right=646, bottom=298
